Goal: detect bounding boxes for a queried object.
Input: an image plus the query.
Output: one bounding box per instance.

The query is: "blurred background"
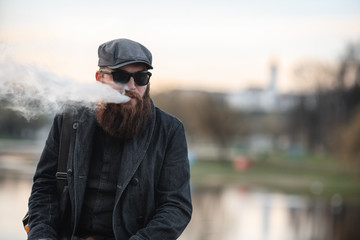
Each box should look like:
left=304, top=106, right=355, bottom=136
left=1, top=0, right=360, bottom=239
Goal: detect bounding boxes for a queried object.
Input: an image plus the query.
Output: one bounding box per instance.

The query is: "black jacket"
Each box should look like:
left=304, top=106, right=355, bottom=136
left=28, top=102, right=192, bottom=239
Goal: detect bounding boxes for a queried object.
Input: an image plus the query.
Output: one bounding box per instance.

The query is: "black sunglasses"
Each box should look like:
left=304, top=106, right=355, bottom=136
left=100, top=69, right=151, bottom=86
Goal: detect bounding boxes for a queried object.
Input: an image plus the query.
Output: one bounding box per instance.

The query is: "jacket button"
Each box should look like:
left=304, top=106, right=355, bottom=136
left=72, top=122, right=79, bottom=129
left=131, top=178, right=139, bottom=186
left=67, top=169, right=73, bottom=177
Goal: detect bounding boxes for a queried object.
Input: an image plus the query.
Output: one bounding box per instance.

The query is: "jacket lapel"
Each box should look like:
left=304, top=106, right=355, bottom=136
left=115, top=101, right=156, bottom=198
left=71, top=108, right=97, bottom=229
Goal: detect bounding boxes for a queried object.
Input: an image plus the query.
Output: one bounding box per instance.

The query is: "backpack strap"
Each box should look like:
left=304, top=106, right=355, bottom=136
left=55, top=110, right=74, bottom=196
left=23, top=110, right=75, bottom=233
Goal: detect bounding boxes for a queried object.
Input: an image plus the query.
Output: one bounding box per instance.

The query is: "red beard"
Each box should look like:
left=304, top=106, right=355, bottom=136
left=96, top=86, right=152, bottom=139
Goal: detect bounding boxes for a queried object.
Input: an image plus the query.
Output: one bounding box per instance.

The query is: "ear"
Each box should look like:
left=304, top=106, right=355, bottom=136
left=95, top=71, right=102, bottom=82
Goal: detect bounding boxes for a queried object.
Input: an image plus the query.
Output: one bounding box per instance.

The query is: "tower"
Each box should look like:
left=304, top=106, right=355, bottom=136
left=267, top=63, right=277, bottom=92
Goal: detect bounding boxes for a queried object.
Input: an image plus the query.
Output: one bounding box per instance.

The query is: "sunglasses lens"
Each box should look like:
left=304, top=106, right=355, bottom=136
left=112, top=71, right=130, bottom=84
left=133, top=72, right=151, bottom=86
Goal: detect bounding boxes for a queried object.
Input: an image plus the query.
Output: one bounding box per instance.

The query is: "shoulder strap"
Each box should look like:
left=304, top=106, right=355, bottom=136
left=23, top=110, right=75, bottom=233
left=55, top=110, right=74, bottom=196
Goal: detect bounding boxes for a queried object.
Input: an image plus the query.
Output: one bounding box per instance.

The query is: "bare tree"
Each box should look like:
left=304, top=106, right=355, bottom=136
left=153, top=90, right=247, bottom=161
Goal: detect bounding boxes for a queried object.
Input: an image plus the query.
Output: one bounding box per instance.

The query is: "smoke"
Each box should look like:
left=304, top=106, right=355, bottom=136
left=0, top=58, right=130, bottom=120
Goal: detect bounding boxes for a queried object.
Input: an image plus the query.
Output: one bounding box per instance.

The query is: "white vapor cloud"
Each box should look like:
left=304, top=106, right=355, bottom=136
left=0, top=57, right=130, bottom=120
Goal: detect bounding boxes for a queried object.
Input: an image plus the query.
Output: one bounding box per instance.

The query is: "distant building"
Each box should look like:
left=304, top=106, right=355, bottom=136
left=226, top=63, right=297, bottom=112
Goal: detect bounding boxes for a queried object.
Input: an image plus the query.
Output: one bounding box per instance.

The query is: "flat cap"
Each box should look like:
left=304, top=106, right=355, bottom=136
left=98, top=38, right=153, bottom=69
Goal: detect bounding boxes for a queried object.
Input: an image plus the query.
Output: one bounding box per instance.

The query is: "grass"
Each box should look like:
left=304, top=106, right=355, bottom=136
left=190, top=154, right=360, bottom=202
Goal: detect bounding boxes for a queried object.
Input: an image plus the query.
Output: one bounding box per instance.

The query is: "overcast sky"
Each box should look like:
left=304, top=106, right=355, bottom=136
left=1, top=0, right=359, bottom=93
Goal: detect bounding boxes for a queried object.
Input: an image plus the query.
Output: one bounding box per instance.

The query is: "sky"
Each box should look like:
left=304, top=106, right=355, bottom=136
left=0, top=0, right=359, bottom=93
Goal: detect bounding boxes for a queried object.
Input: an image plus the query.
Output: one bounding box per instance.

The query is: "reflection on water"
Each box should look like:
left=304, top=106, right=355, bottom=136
left=0, top=175, right=32, bottom=240
left=180, top=185, right=360, bottom=240
left=180, top=186, right=320, bottom=240
left=1, top=155, right=359, bottom=240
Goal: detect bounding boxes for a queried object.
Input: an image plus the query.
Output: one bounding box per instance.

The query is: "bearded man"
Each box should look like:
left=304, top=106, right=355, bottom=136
left=27, top=39, right=192, bottom=240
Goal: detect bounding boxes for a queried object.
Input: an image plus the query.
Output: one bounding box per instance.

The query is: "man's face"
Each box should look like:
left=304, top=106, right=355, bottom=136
left=97, top=63, right=149, bottom=107
left=95, top=63, right=152, bottom=139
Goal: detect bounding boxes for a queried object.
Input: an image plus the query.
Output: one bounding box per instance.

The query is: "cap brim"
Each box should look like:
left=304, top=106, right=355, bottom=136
left=107, top=60, right=153, bottom=70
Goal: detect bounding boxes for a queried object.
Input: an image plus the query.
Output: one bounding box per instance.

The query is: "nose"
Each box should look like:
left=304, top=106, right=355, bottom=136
left=126, top=77, right=136, bottom=90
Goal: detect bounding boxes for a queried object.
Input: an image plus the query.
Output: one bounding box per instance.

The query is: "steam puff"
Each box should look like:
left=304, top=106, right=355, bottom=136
left=0, top=58, right=130, bottom=120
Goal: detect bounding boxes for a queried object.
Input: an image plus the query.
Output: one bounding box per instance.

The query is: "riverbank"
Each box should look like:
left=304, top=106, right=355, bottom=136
left=191, top=157, right=360, bottom=202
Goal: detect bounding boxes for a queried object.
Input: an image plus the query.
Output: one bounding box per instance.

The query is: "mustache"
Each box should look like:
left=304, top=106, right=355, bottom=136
left=125, top=91, right=142, bottom=100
